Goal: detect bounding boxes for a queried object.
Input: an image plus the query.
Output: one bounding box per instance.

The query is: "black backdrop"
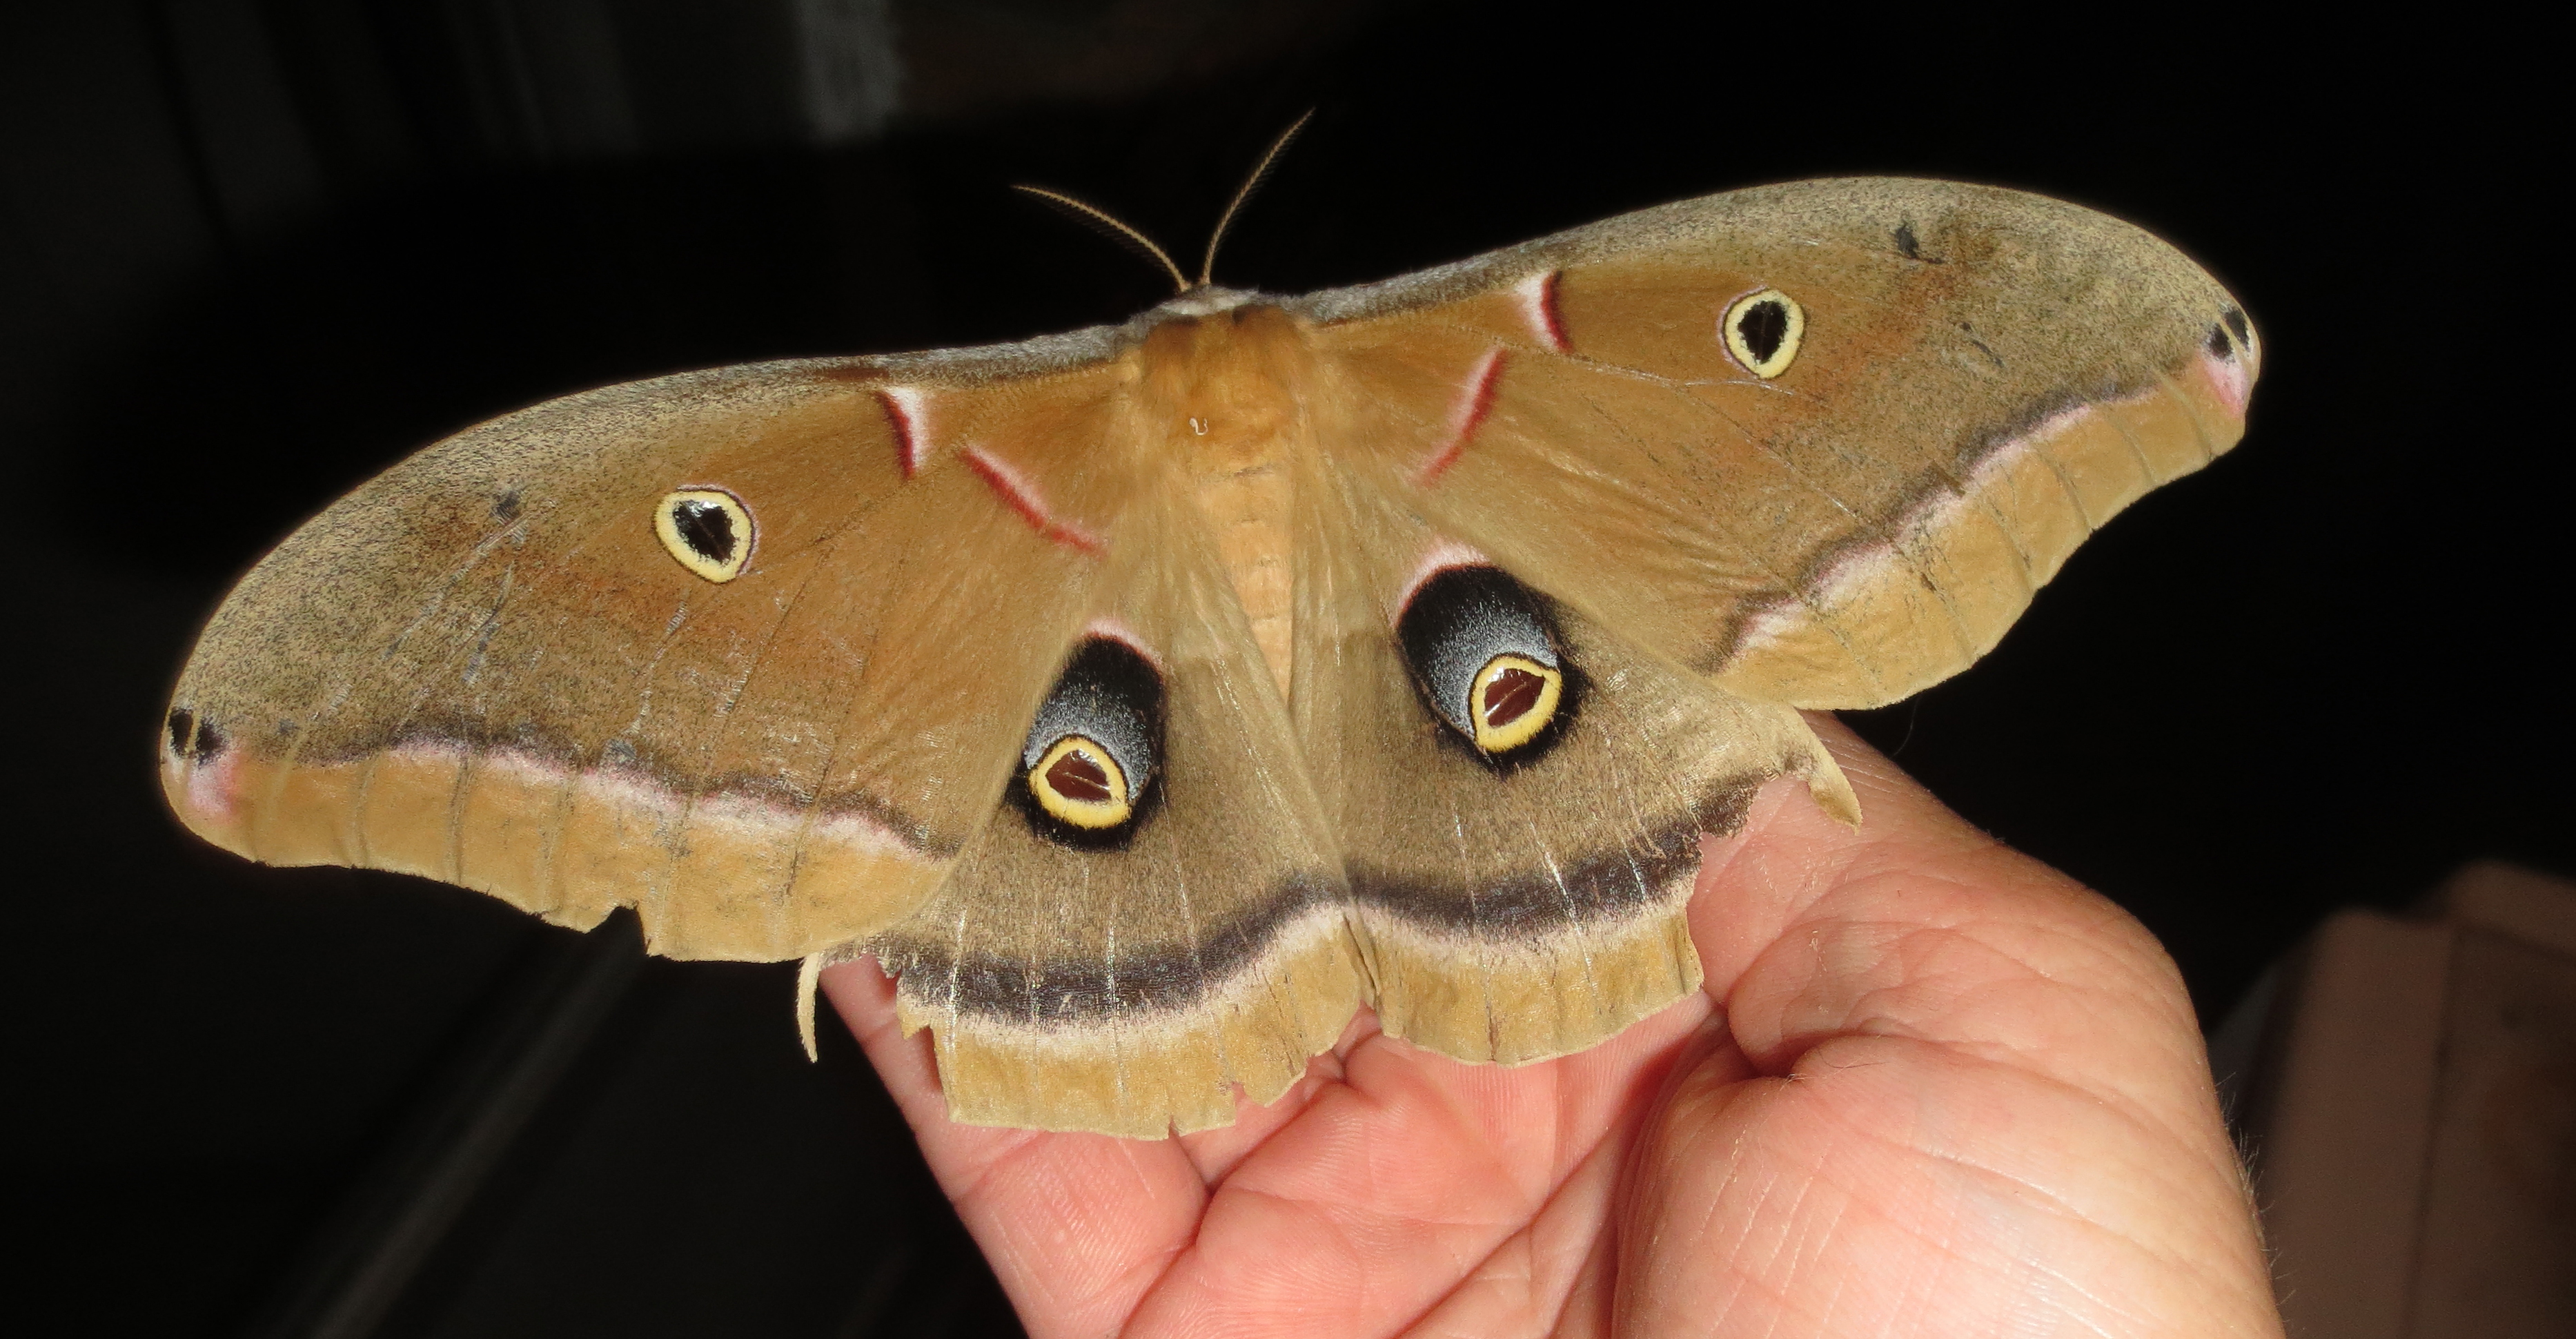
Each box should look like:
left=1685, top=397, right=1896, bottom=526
left=6, top=3, right=2563, bottom=1335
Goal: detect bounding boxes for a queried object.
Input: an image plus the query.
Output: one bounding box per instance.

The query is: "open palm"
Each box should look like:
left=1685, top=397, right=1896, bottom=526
left=823, top=717, right=2281, bottom=1338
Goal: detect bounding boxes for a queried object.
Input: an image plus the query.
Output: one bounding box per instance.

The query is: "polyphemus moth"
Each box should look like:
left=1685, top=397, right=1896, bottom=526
left=159, top=171, right=2257, bottom=1139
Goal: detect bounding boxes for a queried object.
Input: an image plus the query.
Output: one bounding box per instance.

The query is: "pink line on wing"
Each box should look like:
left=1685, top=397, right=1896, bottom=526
left=2199, top=349, right=2252, bottom=418
left=1393, top=538, right=1492, bottom=614
left=180, top=746, right=241, bottom=821
left=1514, top=271, right=1569, bottom=353
left=1079, top=614, right=1161, bottom=665
left=1415, top=346, right=1508, bottom=486
left=964, top=446, right=1103, bottom=554
left=878, top=386, right=927, bottom=478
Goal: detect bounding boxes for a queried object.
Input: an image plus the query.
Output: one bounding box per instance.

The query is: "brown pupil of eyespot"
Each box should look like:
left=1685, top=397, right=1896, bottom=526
left=1482, top=667, right=1545, bottom=728
left=673, top=500, right=734, bottom=560
left=1045, top=748, right=1113, bottom=802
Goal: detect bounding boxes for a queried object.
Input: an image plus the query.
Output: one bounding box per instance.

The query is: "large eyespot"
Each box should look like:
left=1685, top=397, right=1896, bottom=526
left=1397, top=565, right=1573, bottom=763
left=1720, top=288, right=1805, bottom=379
left=655, top=488, right=754, bottom=583
left=1019, top=636, right=1163, bottom=841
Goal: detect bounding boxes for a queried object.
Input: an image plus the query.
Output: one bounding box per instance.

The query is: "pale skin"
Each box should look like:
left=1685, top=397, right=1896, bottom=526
left=823, top=715, right=2285, bottom=1338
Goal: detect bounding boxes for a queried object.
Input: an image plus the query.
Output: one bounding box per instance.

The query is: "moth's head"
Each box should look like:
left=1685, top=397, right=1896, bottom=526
left=1150, top=285, right=1261, bottom=319
left=1130, top=289, right=1299, bottom=351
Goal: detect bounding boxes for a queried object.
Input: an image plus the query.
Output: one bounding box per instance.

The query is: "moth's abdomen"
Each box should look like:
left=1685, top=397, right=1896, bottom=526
left=1194, top=462, right=1295, bottom=698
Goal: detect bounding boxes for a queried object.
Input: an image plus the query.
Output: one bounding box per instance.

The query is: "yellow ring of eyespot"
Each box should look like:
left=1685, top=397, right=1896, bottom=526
left=1469, top=654, right=1564, bottom=754
left=654, top=489, right=755, bottom=583
left=1720, top=288, right=1805, bottom=380
left=1029, top=734, right=1133, bottom=828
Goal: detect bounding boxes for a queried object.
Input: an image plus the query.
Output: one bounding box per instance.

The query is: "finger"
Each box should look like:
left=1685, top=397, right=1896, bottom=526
left=1616, top=1024, right=2279, bottom=1337
left=1388, top=1021, right=1722, bottom=1339
left=1119, top=1000, right=1709, bottom=1339
left=1164, top=1010, right=1371, bottom=1186
left=829, top=953, right=1688, bottom=1338
left=1693, top=714, right=2218, bottom=1144
left=1609, top=715, right=2279, bottom=1337
left=819, top=960, right=1210, bottom=1338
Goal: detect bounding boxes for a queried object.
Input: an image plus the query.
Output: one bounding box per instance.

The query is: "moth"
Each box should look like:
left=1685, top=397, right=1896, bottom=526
left=160, top=169, right=2257, bottom=1139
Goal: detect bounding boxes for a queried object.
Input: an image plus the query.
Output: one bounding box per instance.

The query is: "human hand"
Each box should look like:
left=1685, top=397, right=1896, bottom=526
left=823, top=715, right=2283, bottom=1337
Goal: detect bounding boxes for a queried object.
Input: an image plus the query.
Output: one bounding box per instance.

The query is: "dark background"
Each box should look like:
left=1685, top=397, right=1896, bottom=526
left=4, top=3, right=2562, bottom=1336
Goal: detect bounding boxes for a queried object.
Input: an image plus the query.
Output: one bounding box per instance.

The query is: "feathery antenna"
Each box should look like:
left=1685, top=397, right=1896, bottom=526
left=1199, top=109, right=1313, bottom=287
left=1013, top=110, right=1316, bottom=296
left=1012, top=186, right=1189, bottom=296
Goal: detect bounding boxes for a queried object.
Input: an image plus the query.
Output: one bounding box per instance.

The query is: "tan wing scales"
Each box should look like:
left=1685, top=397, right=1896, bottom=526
left=861, top=477, right=1364, bottom=1137
left=161, top=176, right=2259, bottom=1138
left=166, top=353, right=1137, bottom=960
left=1287, top=449, right=1854, bottom=1063
left=1291, top=177, right=2257, bottom=709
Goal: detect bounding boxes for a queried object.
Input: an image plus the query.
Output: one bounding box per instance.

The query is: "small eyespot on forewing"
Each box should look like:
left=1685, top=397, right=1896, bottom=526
left=1721, top=289, right=1805, bottom=379
left=653, top=489, right=754, bottom=582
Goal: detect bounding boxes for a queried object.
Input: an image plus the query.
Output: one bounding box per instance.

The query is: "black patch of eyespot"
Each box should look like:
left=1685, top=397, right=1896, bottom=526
left=493, top=489, right=522, bottom=522
left=670, top=498, right=736, bottom=562
left=1010, top=636, right=1166, bottom=848
left=1894, top=222, right=1922, bottom=260
left=1396, top=565, right=1579, bottom=772
left=1733, top=297, right=1791, bottom=365
left=2207, top=306, right=2253, bottom=358
left=165, top=707, right=223, bottom=763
